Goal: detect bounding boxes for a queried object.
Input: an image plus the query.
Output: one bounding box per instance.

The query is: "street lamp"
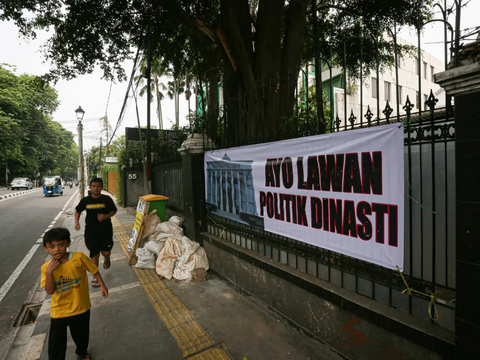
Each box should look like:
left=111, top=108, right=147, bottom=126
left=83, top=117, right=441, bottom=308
left=75, top=106, right=85, bottom=122
left=76, top=106, right=85, bottom=199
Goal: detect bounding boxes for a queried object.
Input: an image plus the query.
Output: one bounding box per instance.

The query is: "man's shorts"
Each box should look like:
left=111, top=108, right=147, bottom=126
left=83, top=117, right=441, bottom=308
left=84, top=236, right=114, bottom=258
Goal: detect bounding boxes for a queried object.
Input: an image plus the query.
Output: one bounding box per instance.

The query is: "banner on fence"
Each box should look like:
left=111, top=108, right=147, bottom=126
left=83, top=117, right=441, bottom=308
left=204, top=124, right=404, bottom=270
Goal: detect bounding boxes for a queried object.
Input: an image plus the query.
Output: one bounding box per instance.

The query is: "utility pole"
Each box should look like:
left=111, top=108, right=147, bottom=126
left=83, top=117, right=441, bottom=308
left=98, top=137, right=102, bottom=177
left=75, top=106, right=85, bottom=199
left=5, top=159, right=8, bottom=188
left=146, top=20, right=152, bottom=194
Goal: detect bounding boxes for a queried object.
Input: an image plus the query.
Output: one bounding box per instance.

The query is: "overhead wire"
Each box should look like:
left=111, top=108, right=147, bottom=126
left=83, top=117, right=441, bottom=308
left=105, top=46, right=143, bottom=148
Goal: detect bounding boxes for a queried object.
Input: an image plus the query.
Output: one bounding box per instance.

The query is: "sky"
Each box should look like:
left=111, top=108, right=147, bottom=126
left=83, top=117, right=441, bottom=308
left=0, top=0, right=478, bottom=151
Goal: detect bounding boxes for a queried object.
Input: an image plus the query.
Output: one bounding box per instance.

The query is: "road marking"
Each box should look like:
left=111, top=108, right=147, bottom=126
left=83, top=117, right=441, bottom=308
left=0, top=190, right=80, bottom=305
left=62, top=189, right=79, bottom=211
left=0, top=244, right=40, bottom=304
left=53, top=212, right=63, bottom=221
left=90, top=281, right=140, bottom=299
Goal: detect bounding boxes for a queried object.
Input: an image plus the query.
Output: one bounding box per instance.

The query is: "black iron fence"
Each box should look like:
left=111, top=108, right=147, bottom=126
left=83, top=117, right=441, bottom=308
left=151, top=129, right=187, bottom=217
left=205, top=92, right=456, bottom=330
left=153, top=129, right=188, bottom=166
left=153, top=162, right=184, bottom=217
left=167, top=4, right=460, bottom=329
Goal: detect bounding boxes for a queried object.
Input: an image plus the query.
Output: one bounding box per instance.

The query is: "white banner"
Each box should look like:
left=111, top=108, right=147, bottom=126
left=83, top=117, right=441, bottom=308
left=205, top=124, right=404, bottom=270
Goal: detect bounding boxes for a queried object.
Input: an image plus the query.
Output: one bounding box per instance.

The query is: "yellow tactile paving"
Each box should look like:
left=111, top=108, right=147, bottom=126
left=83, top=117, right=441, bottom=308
left=189, top=347, right=231, bottom=360
left=159, top=308, right=195, bottom=329
left=112, top=216, right=231, bottom=359
left=147, top=288, right=175, bottom=303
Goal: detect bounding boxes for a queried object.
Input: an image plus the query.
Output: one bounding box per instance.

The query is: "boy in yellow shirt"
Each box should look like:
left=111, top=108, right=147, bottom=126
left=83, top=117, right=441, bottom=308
left=41, top=228, right=108, bottom=360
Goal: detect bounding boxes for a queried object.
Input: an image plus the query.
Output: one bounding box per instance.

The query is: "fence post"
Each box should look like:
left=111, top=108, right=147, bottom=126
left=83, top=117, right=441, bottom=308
left=179, top=133, right=215, bottom=243
left=435, top=61, right=480, bottom=359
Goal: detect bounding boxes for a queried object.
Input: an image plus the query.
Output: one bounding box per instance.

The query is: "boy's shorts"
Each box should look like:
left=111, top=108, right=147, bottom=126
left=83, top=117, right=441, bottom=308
left=84, top=236, right=114, bottom=258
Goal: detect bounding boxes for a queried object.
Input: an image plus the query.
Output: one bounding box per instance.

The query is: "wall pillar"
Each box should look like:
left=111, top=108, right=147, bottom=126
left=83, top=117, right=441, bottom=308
left=436, top=61, right=480, bottom=359
left=179, top=133, right=214, bottom=242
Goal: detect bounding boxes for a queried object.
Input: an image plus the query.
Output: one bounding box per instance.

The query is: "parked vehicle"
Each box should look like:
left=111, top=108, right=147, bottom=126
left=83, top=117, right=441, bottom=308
left=43, top=176, right=64, bottom=197
left=11, top=177, right=33, bottom=190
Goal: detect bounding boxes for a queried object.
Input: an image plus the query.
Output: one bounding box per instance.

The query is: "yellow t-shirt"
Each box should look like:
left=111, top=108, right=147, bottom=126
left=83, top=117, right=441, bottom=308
left=41, top=252, right=98, bottom=319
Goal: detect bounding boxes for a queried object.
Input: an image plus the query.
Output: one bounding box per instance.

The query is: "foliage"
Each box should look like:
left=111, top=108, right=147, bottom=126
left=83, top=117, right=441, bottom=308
left=135, top=56, right=169, bottom=129
left=297, top=85, right=332, bottom=135
left=278, top=85, right=332, bottom=138
left=1, top=0, right=434, bottom=142
left=0, top=64, right=76, bottom=184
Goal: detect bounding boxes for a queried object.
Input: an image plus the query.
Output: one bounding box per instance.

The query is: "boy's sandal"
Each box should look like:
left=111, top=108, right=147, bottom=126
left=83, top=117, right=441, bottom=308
left=91, top=279, right=100, bottom=287
left=77, top=352, right=91, bottom=360
left=103, top=258, right=111, bottom=269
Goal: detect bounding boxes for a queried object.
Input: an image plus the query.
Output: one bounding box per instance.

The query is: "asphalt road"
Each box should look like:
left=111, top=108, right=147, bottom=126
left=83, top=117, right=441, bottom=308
left=0, top=186, right=79, bottom=340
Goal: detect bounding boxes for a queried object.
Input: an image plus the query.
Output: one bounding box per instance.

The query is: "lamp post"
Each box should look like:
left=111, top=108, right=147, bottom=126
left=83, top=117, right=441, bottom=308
left=75, top=106, right=85, bottom=199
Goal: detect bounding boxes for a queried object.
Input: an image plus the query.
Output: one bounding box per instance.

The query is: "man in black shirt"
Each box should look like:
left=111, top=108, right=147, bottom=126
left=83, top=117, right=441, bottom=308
left=75, top=178, right=117, bottom=287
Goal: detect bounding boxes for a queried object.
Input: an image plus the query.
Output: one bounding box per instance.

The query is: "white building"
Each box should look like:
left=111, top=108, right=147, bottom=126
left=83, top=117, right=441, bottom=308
left=302, top=36, right=445, bottom=127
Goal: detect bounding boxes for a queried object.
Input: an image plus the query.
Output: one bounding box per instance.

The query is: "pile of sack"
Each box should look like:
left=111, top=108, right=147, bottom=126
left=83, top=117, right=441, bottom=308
left=133, top=211, right=209, bottom=282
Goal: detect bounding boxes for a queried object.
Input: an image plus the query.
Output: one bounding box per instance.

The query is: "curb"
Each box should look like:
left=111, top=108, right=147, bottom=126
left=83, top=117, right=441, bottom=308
left=1, top=278, right=47, bottom=360
left=0, top=188, right=41, bottom=200
left=24, top=299, right=51, bottom=360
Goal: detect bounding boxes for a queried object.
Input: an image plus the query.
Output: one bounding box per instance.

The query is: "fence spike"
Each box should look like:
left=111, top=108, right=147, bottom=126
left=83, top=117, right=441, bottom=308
left=348, top=110, right=356, bottom=129
left=403, top=95, right=414, bottom=116
left=365, top=105, right=373, bottom=126
left=383, top=101, right=393, bottom=124
left=425, top=89, right=439, bottom=111
left=335, top=114, right=341, bottom=131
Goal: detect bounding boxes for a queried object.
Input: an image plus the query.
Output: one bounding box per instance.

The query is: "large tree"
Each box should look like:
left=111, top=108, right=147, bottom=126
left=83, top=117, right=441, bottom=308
left=1, top=0, right=432, bottom=144
left=0, top=64, right=77, bottom=183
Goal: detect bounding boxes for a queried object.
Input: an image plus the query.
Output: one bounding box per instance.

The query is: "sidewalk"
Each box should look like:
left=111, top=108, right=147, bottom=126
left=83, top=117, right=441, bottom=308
left=26, top=192, right=346, bottom=360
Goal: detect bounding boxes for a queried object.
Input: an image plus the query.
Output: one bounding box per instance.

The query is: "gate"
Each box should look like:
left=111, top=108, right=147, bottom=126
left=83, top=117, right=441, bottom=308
left=107, top=170, right=118, bottom=197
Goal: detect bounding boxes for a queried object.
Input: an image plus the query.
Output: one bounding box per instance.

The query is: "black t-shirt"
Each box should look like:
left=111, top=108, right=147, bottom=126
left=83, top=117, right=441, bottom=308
left=75, top=194, right=117, bottom=238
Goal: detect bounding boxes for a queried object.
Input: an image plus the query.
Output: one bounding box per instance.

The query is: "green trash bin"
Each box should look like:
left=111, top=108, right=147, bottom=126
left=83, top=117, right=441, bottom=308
left=140, top=194, right=169, bottom=222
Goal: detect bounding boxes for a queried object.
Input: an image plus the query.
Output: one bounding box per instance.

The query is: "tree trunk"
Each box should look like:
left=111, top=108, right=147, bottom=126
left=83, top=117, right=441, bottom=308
left=279, top=0, right=310, bottom=124
left=312, top=0, right=326, bottom=134
left=175, top=79, right=179, bottom=127
left=206, top=52, right=221, bottom=142
left=154, top=75, right=163, bottom=129
left=221, top=0, right=258, bottom=139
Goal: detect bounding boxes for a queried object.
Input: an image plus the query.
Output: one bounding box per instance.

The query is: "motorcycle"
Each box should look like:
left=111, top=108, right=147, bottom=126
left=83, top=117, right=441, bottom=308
left=69, top=181, right=73, bottom=188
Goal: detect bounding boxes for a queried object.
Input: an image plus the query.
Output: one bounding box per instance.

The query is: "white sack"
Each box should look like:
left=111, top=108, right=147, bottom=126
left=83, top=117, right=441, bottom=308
left=154, top=233, right=173, bottom=242
left=145, top=240, right=164, bottom=255
left=141, top=210, right=161, bottom=240
left=146, top=234, right=156, bottom=242
left=135, top=247, right=156, bottom=269
left=155, top=236, right=183, bottom=279
left=168, top=216, right=183, bottom=227
left=154, top=222, right=183, bottom=236
left=173, top=237, right=209, bottom=282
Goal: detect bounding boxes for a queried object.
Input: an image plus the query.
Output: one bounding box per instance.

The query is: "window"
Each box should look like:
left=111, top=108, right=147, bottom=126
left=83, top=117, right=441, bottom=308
left=384, top=81, right=391, bottom=101
left=430, top=66, right=435, bottom=81
left=416, top=91, right=420, bottom=109
left=424, top=94, right=428, bottom=109
left=423, top=62, right=427, bottom=79
left=415, top=59, right=419, bottom=75
left=372, top=77, right=378, bottom=99
left=397, top=85, right=403, bottom=104
left=396, top=56, right=401, bottom=69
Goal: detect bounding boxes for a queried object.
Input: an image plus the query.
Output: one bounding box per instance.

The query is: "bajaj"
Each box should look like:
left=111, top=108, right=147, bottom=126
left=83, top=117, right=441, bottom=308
left=43, top=176, right=64, bottom=197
